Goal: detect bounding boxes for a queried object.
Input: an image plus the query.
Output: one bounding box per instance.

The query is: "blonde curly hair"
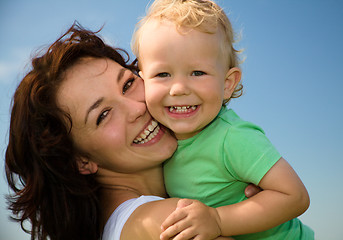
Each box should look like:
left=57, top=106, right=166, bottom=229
left=131, top=0, right=243, bottom=102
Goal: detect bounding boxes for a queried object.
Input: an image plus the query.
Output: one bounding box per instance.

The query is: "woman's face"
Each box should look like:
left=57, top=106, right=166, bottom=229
left=57, top=58, right=177, bottom=173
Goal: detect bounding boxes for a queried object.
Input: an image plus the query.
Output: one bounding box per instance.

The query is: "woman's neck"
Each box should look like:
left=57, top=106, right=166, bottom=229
left=96, top=166, right=168, bottom=223
left=98, top=166, right=167, bottom=196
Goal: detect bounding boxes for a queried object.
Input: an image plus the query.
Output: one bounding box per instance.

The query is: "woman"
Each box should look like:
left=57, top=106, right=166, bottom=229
left=6, top=23, right=260, bottom=240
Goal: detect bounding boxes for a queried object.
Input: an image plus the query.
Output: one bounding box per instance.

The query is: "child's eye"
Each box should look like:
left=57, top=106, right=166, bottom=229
left=122, top=78, right=135, bottom=94
left=192, top=71, right=206, bottom=76
left=157, top=72, right=170, bottom=78
left=96, top=109, right=110, bottom=126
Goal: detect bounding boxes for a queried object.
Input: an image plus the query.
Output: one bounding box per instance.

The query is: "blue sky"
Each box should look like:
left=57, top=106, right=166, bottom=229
left=1, top=1, right=342, bottom=239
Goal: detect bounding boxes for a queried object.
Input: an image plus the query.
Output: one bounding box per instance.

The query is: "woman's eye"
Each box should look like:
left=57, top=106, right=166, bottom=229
left=157, top=72, right=170, bottom=78
left=192, top=71, right=206, bottom=76
left=96, top=109, right=110, bottom=126
left=122, top=78, right=135, bottom=94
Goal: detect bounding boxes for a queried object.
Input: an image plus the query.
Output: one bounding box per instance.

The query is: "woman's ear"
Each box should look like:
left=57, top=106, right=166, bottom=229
left=224, top=67, right=242, bottom=99
left=77, top=158, right=98, bottom=175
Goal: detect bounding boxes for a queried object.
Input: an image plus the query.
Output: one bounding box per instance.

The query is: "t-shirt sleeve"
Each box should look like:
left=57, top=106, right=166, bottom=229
left=223, top=121, right=282, bottom=185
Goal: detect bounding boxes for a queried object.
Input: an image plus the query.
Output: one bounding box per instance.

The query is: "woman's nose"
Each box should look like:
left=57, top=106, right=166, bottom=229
left=169, top=78, right=191, bottom=96
left=125, top=98, right=147, bottom=123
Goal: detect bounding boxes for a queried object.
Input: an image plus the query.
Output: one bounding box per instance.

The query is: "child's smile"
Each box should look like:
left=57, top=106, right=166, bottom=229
left=167, top=105, right=198, bottom=114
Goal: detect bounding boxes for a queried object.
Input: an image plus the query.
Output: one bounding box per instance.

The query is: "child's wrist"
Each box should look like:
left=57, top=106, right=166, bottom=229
left=211, top=207, right=224, bottom=237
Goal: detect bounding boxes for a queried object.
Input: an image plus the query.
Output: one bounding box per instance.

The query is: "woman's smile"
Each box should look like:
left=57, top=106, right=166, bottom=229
left=133, top=119, right=161, bottom=145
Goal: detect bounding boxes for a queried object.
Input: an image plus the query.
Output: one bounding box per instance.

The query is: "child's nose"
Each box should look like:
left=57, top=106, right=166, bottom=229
left=169, top=79, right=191, bottom=96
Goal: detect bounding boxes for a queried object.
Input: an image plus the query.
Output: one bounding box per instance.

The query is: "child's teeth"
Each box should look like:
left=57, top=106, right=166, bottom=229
left=169, top=105, right=197, bottom=113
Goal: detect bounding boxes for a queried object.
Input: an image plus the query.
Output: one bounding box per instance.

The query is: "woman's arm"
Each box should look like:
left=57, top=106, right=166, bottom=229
left=121, top=183, right=263, bottom=240
left=160, top=158, right=310, bottom=239
left=121, top=198, right=235, bottom=240
left=121, top=198, right=179, bottom=239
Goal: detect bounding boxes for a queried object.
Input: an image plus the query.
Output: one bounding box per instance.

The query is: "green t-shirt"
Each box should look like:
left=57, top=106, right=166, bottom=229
left=163, top=107, right=314, bottom=239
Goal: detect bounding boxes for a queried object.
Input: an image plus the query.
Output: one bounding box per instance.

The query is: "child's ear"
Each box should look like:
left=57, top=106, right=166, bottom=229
left=224, top=67, right=242, bottom=99
left=77, top=158, right=98, bottom=175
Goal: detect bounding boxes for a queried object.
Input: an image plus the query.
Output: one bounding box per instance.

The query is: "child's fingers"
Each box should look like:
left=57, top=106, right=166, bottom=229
left=160, top=220, right=191, bottom=240
left=213, top=237, right=235, bottom=240
left=172, top=228, right=196, bottom=240
left=176, top=198, right=194, bottom=209
left=167, top=228, right=196, bottom=240
left=161, top=208, right=187, bottom=231
left=244, top=183, right=263, bottom=198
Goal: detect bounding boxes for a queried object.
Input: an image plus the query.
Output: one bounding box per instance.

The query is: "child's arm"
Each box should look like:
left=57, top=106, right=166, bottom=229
left=160, top=157, right=310, bottom=239
left=216, top=157, right=310, bottom=235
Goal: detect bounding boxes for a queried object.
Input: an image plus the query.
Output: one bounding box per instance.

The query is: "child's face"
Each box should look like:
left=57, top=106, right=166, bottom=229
left=139, top=20, right=239, bottom=140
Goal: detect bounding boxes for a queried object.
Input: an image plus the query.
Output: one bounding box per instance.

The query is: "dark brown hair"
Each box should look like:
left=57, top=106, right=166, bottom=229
left=5, top=22, right=136, bottom=240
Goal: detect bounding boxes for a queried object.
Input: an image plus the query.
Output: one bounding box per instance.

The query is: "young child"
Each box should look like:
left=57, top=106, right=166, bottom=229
left=132, top=0, right=314, bottom=239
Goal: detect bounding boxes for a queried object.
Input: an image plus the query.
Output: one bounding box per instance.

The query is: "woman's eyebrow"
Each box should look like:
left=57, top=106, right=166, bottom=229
left=117, top=68, right=126, bottom=83
left=84, top=97, right=104, bottom=124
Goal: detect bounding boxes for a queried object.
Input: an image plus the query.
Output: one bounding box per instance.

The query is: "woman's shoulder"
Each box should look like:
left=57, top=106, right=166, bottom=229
left=121, top=197, right=180, bottom=240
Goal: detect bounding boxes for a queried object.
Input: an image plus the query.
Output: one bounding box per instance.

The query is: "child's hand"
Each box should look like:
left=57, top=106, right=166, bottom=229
left=214, top=238, right=235, bottom=240
left=160, top=198, right=222, bottom=240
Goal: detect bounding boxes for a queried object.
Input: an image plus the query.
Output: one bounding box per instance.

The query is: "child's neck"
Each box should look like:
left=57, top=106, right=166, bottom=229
left=175, top=129, right=203, bottom=140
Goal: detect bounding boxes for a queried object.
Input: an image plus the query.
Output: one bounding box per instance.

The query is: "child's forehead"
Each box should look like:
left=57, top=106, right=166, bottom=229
left=144, top=18, right=219, bottom=36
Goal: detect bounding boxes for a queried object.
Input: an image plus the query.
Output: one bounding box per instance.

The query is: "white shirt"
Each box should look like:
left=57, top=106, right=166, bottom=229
left=102, top=195, right=164, bottom=240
